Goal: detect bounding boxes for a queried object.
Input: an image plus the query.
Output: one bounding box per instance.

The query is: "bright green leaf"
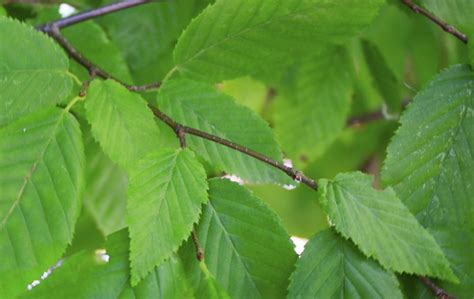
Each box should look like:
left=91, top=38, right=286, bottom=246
left=274, top=46, right=353, bottom=165
left=382, top=65, right=474, bottom=296
left=182, top=179, right=297, bottom=298
left=128, top=148, right=208, bottom=285
left=156, top=78, right=292, bottom=185
left=319, top=172, right=457, bottom=282
left=0, top=17, right=73, bottom=126
left=0, top=107, right=84, bottom=298
left=85, top=79, right=160, bottom=170
left=173, top=0, right=384, bottom=82
left=288, top=229, right=402, bottom=298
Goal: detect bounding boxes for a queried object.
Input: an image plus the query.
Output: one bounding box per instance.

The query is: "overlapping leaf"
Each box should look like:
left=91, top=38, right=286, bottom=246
left=181, top=179, right=297, bottom=298
left=128, top=148, right=208, bottom=285
left=361, top=39, right=402, bottom=113
left=288, top=229, right=402, bottom=298
left=383, top=65, right=474, bottom=296
left=0, top=17, right=73, bottom=126
left=155, top=79, right=292, bottom=185
left=26, top=229, right=193, bottom=298
left=319, top=172, right=457, bottom=282
left=85, top=80, right=160, bottom=170
left=82, top=126, right=127, bottom=236
left=100, top=0, right=211, bottom=83
left=274, top=46, right=353, bottom=165
left=0, top=108, right=84, bottom=298
left=173, top=0, right=384, bottom=82
left=63, top=20, right=133, bottom=83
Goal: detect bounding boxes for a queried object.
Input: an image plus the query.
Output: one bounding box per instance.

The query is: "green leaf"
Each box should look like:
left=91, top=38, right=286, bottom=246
left=382, top=65, right=474, bottom=296
left=85, top=79, right=160, bottom=170
left=128, top=148, right=208, bottom=285
left=182, top=179, right=297, bottom=298
left=26, top=229, right=193, bottom=299
left=274, top=46, right=353, bottom=164
left=288, top=229, right=402, bottom=298
left=63, top=20, right=133, bottom=83
left=361, top=39, right=402, bottom=113
left=194, top=262, right=231, bottom=299
left=155, top=78, right=292, bottom=185
left=100, top=0, right=211, bottom=84
left=319, top=172, right=457, bottom=282
left=82, top=125, right=127, bottom=236
left=0, top=17, right=73, bottom=126
left=0, top=107, right=84, bottom=298
left=173, top=0, right=384, bottom=82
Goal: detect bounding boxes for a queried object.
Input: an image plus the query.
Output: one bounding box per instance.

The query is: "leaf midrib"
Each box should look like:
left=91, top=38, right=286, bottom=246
left=207, top=200, right=262, bottom=298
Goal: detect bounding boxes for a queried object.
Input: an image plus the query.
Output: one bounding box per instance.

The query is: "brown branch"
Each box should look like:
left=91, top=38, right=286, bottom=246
left=420, top=277, right=455, bottom=299
left=191, top=228, right=204, bottom=261
left=36, top=2, right=161, bottom=92
left=149, top=105, right=318, bottom=190
left=36, top=0, right=152, bottom=30
left=401, top=0, right=468, bottom=44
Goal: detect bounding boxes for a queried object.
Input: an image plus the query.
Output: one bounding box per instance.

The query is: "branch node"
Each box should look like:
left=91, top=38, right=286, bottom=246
left=191, top=229, right=204, bottom=262
left=176, top=125, right=187, bottom=148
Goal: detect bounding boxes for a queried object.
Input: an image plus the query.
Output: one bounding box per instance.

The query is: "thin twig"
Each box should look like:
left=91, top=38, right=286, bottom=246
left=420, top=277, right=455, bottom=299
left=36, top=1, right=161, bottom=92
left=401, top=0, right=468, bottom=44
left=36, top=0, right=152, bottom=31
left=191, top=228, right=204, bottom=261
left=149, top=105, right=318, bottom=190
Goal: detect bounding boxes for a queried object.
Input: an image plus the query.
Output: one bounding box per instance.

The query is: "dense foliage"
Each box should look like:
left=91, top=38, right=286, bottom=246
left=0, top=0, right=473, bottom=298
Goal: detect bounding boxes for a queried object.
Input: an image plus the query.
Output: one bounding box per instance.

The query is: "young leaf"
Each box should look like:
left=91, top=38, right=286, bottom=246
left=274, top=46, right=353, bottom=165
left=0, top=17, right=73, bottom=126
left=0, top=107, right=84, bottom=298
left=382, top=65, right=474, bottom=296
left=173, top=0, right=384, bottom=82
left=85, top=79, right=160, bottom=170
left=318, top=172, right=457, bottom=282
left=288, top=229, right=402, bottom=298
left=26, top=229, right=193, bottom=298
left=128, top=148, right=208, bottom=285
left=155, top=78, right=292, bottom=185
left=181, top=179, right=297, bottom=298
